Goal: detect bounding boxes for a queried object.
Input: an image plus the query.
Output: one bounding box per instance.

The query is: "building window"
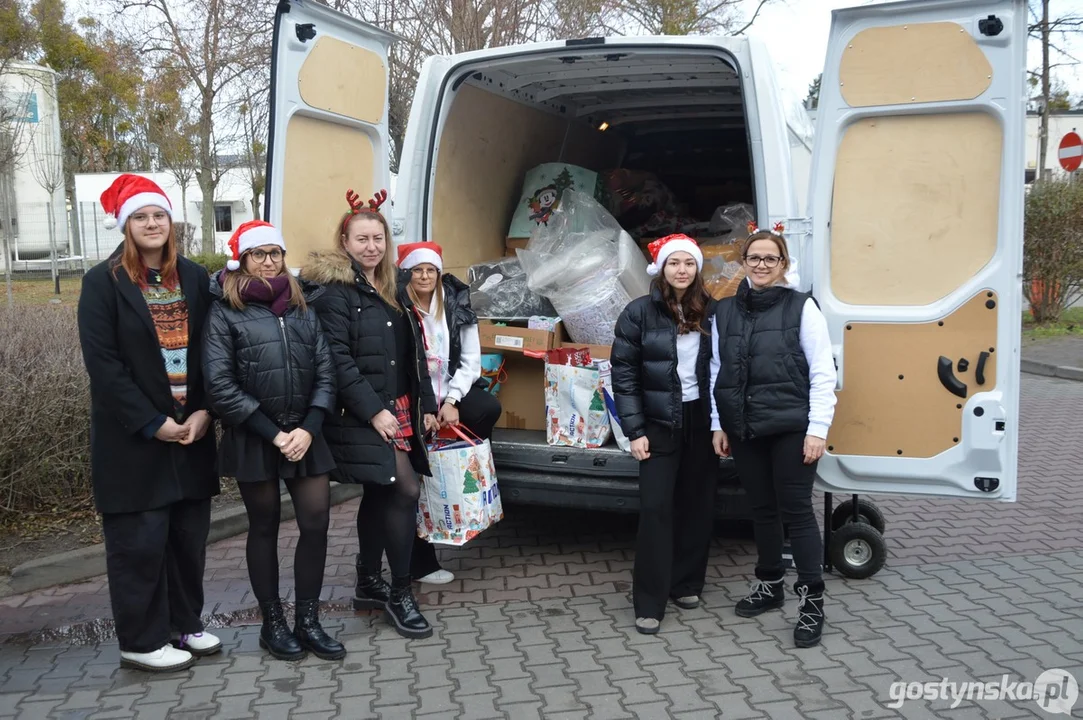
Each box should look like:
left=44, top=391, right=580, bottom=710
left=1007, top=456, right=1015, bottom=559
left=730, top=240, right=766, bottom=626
left=214, top=204, right=233, bottom=233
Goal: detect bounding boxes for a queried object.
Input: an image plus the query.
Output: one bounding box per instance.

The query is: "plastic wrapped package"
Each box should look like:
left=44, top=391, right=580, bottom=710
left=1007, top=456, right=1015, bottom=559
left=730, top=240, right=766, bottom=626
left=703, top=203, right=756, bottom=245
left=701, top=243, right=747, bottom=300
left=468, top=257, right=556, bottom=320
left=549, top=275, right=633, bottom=346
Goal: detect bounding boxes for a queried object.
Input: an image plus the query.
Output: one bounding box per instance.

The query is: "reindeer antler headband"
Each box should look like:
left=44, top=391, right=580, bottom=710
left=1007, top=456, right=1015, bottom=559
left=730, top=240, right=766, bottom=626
left=342, top=188, right=389, bottom=232
left=746, top=220, right=786, bottom=237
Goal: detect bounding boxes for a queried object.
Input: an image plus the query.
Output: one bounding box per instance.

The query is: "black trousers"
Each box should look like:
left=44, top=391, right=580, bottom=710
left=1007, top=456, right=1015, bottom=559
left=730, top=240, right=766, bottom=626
left=101, top=498, right=211, bottom=653
left=729, top=431, right=822, bottom=584
left=633, top=400, right=718, bottom=620
left=411, top=385, right=503, bottom=577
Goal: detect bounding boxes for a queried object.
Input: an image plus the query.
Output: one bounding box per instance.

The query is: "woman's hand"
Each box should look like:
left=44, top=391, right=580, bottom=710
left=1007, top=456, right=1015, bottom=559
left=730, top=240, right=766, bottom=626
left=712, top=430, right=730, bottom=458
left=630, top=436, right=650, bottom=462
left=424, top=413, right=439, bottom=434
left=803, top=435, right=826, bottom=465
left=438, top=402, right=460, bottom=428
left=371, top=409, right=399, bottom=443
left=281, top=429, right=313, bottom=463
left=178, top=410, right=212, bottom=445
left=155, top=418, right=188, bottom=443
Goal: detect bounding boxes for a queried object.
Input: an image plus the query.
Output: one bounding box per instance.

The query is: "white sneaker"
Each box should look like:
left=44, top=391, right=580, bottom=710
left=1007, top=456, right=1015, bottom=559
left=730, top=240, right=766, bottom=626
left=171, top=631, right=222, bottom=656
left=635, top=618, right=660, bottom=635
left=417, top=569, right=455, bottom=585
left=120, top=644, right=195, bottom=672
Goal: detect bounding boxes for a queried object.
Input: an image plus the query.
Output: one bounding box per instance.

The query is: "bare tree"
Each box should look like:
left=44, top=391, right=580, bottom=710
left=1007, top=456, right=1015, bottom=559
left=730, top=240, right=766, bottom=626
left=606, top=0, right=769, bottom=36
left=0, top=80, right=36, bottom=307
left=238, top=85, right=268, bottom=220
left=29, top=114, right=65, bottom=295
left=116, top=0, right=271, bottom=254
left=1029, top=0, right=1083, bottom=182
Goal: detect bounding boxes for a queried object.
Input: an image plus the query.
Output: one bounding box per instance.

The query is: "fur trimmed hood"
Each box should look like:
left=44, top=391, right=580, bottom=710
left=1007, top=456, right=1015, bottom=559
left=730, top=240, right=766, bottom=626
left=301, top=250, right=357, bottom=287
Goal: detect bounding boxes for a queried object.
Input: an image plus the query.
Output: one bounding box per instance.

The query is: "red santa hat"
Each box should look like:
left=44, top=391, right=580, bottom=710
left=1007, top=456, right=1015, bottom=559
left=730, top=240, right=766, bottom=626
left=646, top=234, right=703, bottom=276
left=99, top=174, right=172, bottom=231
left=396, top=242, right=443, bottom=273
left=226, top=220, right=286, bottom=271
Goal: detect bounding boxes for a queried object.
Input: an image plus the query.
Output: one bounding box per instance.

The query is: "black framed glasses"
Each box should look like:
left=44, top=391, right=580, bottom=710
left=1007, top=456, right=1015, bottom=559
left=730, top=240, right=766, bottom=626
left=744, top=254, right=782, bottom=268
left=250, top=249, right=284, bottom=262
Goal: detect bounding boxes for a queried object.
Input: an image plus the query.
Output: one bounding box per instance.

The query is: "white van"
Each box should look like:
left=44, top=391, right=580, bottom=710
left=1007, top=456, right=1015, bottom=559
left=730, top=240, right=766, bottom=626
left=267, top=0, right=1026, bottom=578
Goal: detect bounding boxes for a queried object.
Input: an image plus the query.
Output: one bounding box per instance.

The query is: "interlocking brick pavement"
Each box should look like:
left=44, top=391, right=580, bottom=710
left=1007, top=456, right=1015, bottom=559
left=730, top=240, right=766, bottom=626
left=1, top=375, right=1081, bottom=718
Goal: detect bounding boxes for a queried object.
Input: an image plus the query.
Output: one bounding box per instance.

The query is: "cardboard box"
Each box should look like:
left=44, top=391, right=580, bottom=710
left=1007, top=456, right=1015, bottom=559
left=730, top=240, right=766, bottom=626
left=505, top=237, right=529, bottom=254
left=479, top=321, right=559, bottom=355
left=557, top=341, right=612, bottom=360
left=494, top=354, right=546, bottom=431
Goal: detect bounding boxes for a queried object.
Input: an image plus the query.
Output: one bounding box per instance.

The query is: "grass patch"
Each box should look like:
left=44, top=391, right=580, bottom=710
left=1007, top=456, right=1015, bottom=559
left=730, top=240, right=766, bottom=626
left=1023, top=306, right=1083, bottom=340
left=1, top=277, right=84, bottom=307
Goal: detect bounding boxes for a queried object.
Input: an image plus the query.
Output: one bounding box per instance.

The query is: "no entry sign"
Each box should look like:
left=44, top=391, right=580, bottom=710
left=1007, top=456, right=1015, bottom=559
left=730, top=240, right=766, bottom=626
left=1059, top=131, right=1082, bottom=173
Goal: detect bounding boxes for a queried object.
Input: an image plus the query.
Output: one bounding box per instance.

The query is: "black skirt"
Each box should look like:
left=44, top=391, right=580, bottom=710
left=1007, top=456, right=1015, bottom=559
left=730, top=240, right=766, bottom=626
left=218, top=425, right=337, bottom=484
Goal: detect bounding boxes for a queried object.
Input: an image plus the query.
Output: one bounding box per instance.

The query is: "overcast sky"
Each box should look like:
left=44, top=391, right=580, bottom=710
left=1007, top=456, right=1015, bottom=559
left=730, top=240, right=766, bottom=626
left=750, top=0, right=1083, bottom=104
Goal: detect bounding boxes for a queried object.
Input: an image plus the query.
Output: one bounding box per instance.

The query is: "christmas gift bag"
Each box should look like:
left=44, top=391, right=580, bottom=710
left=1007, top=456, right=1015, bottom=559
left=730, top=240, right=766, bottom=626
left=417, top=426, right=504, bottom=546
left=544, top=361, right=613, bottom=449
left=508, top=163, right=600, bottom=238
left=595, top=359, right=631, bottom=453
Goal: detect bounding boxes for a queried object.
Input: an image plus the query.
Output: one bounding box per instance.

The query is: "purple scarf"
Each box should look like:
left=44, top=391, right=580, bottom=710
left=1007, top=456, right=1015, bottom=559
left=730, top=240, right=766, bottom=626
left=241, top=274, right=293, bottom=317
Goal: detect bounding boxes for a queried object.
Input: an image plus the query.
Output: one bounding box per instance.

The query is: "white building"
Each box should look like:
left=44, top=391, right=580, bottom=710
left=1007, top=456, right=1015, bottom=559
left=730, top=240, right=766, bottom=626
left=1, top=62, right=68, bottom=267
left=73, top=168, right=261, bottom=260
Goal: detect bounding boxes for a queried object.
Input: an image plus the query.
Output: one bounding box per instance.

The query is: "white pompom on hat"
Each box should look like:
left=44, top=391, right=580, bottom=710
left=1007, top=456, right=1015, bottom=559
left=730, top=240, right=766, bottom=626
left=226, top=220, right=286, bottom=271
left=645, top=234, right=703, bottom=276
left=99, top=174, right=172, bottom=230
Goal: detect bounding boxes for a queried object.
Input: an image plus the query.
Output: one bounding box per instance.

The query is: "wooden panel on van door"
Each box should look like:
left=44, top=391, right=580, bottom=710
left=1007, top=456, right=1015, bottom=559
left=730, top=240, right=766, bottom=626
left=828, top=291, right=998, bottom=459
left=298, top=36, right=387, bottom=123
left=838, top=22, right=992, bottom=107
left=829, top=113, right=1001, bottom=306
left=282, top=115, right=375, bottom=262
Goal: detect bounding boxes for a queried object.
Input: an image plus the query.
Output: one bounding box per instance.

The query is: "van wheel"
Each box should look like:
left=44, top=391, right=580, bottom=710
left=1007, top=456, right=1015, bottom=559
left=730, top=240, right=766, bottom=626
left=830, top=498, right=886, bottom=534
left=829, top=523, right=886, bottom=580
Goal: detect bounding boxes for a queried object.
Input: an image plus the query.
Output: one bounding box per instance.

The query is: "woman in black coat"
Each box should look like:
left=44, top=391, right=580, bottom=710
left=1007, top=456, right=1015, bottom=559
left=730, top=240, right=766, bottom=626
left=202, top=220, right=343, bottom=662
left=302, top=190, right=438, bottom=639
left=611, top=234, right=718, bottom=636
left=76, top=174, right=219, bottom=672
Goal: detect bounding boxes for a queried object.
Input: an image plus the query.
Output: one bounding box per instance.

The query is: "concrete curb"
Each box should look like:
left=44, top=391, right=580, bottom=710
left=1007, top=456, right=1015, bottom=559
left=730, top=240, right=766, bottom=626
left=1021, top=359, right=1083, bottom=382
left=1, top=483, right=364, bottom=599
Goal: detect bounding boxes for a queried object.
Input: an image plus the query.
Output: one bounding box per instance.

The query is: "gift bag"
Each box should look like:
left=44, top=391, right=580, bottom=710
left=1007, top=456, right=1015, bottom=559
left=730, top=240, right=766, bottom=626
left=417, top=426, right=504, bottom=546
left=595, top=359, right=631, bottom=453
left=544, top=361, right=613, bottom=448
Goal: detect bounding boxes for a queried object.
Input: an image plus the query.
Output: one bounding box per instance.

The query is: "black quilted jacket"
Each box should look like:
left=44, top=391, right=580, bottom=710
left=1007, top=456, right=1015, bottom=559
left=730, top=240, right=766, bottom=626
left=611, top=286, right=715, bottom=440
left=202, top=274, right=336, bottom=428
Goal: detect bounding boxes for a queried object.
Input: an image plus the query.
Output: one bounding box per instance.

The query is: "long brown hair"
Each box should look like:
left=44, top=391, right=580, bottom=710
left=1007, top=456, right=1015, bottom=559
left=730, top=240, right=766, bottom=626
left=742, top=231, right=791, bottom=287
left=338, top=210, right=399, bottom=311
left=221, top=255, right=307, bottom=313
left=112, top=222, right=179, bottom=289
left=654, top=269, right=710, bottom=335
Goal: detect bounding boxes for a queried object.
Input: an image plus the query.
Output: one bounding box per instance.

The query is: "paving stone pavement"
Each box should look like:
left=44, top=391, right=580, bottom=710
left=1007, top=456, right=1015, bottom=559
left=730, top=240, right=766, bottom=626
left=0, top=375, right=1081, bottom=719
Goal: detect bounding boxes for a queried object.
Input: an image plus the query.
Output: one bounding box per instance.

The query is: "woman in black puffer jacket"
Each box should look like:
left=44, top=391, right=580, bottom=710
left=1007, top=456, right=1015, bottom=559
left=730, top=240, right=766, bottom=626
left=611, top=234, right=718, bottom=636
left=303, top=191, right=439, bottom=640
left=203, top=221, right=344, bottom=663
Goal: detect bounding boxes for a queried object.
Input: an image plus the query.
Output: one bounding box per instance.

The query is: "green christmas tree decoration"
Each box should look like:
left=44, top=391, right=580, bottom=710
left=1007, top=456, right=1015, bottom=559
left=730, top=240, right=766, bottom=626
left=589, top=389, right=604, bottom=413
left=463, top=469, right=480, bottom=494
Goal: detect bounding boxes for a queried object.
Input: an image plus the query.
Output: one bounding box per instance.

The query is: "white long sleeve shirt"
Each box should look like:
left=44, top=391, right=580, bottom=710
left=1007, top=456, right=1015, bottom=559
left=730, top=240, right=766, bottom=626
left=709, top=293, right=838, bottom=439
left=676, top=332, right=701, bottom=402
left=414, top=295, right=482, bottom=405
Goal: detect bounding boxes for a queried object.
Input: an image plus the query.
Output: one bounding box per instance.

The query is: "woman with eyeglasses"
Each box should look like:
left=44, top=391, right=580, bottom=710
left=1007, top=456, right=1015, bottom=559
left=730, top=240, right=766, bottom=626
left=396, top=242, right=503, bottom=585
left=203, top=221, right=345, bottom=661
left=709, top=224, right=837, bottom=648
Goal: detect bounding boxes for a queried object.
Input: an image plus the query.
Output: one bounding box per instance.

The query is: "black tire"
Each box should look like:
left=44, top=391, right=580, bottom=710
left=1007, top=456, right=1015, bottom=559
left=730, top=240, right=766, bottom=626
left=831, top=498, right=887, bottom=534
left=829, top=522, right=887, bottom=580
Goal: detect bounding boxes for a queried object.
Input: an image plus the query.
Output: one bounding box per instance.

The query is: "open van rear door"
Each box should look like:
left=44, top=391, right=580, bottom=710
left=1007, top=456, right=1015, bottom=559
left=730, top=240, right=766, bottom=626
left=265, top=0, right=395, bottom=269
left=809, top=0, right=1026, bottom=501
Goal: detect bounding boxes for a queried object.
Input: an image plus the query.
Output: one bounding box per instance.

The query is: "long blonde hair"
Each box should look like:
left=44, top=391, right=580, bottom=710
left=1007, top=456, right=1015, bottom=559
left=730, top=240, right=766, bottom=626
left=222, top=259, right=307, bottom=313
left=338, top=210, right=399, bottom=311
left=406, top=270, right=444, bottom=322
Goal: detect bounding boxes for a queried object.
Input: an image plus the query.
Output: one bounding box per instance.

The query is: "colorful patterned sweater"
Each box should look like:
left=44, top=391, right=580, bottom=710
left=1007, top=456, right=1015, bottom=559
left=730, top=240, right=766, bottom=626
left=143, top=269, right=190, bottom=422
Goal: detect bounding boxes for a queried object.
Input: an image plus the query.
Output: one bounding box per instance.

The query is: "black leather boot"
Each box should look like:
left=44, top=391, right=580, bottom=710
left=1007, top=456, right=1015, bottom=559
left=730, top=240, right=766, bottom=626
left=793, top=580, right=826, bottom=648
left=294, top=599, right=346, bottom=660
left=735, top=571, right=786, bottom=618
left=386, top=576, right=432, bottom=639
left=258, top=600, right=305, bottom=661
left=354, top=555, right=391, bottom=611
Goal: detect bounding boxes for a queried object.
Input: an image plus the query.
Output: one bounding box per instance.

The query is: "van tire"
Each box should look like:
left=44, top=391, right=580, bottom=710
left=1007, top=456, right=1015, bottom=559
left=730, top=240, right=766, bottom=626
left=828, top=522, right=886, bottom=580
left=830, top=498, right=887, bottom=534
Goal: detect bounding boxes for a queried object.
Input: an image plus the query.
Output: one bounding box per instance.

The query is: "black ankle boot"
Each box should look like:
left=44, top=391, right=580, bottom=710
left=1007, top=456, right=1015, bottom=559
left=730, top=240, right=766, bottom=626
left=734, top=574, right=786, bottom=618
left=258, top=600, right=305, bottom=661
left=386, top=577, right=432, bottom=639
left=793, top=580, right=825, bottom=648
left=354, top=555, right=391, bottom=611
left=293, top=599, right=346, bottom=660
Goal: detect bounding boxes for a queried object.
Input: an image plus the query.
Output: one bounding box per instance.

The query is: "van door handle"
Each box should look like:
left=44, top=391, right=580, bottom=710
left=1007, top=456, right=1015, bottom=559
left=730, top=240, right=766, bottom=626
left=975, top=351, right=990, bottom=386
left=550, top=454, right=569, bottom=465
left=937, top=356, right=967, bottom=398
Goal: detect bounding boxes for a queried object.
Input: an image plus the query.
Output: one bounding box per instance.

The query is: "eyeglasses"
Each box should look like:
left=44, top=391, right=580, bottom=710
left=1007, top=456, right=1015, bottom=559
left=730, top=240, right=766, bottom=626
left=744, top=254, right=782, bottom=268
left=250, top=249, right=284, bottom=262
left=129, top=212, right=169, bottom=225
left=411, top=267, right=439, bottom=278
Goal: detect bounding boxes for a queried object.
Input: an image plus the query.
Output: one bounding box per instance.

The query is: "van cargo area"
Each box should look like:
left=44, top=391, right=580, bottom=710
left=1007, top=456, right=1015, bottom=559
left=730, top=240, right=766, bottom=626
left=424, top=47, right=749, bottom=517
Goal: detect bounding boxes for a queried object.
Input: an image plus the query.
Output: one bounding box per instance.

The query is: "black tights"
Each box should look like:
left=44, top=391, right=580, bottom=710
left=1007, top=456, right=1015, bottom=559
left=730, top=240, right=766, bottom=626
left=239, top=475, right=331, bottom=603
left=357, top=450, right=420, bottom=581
